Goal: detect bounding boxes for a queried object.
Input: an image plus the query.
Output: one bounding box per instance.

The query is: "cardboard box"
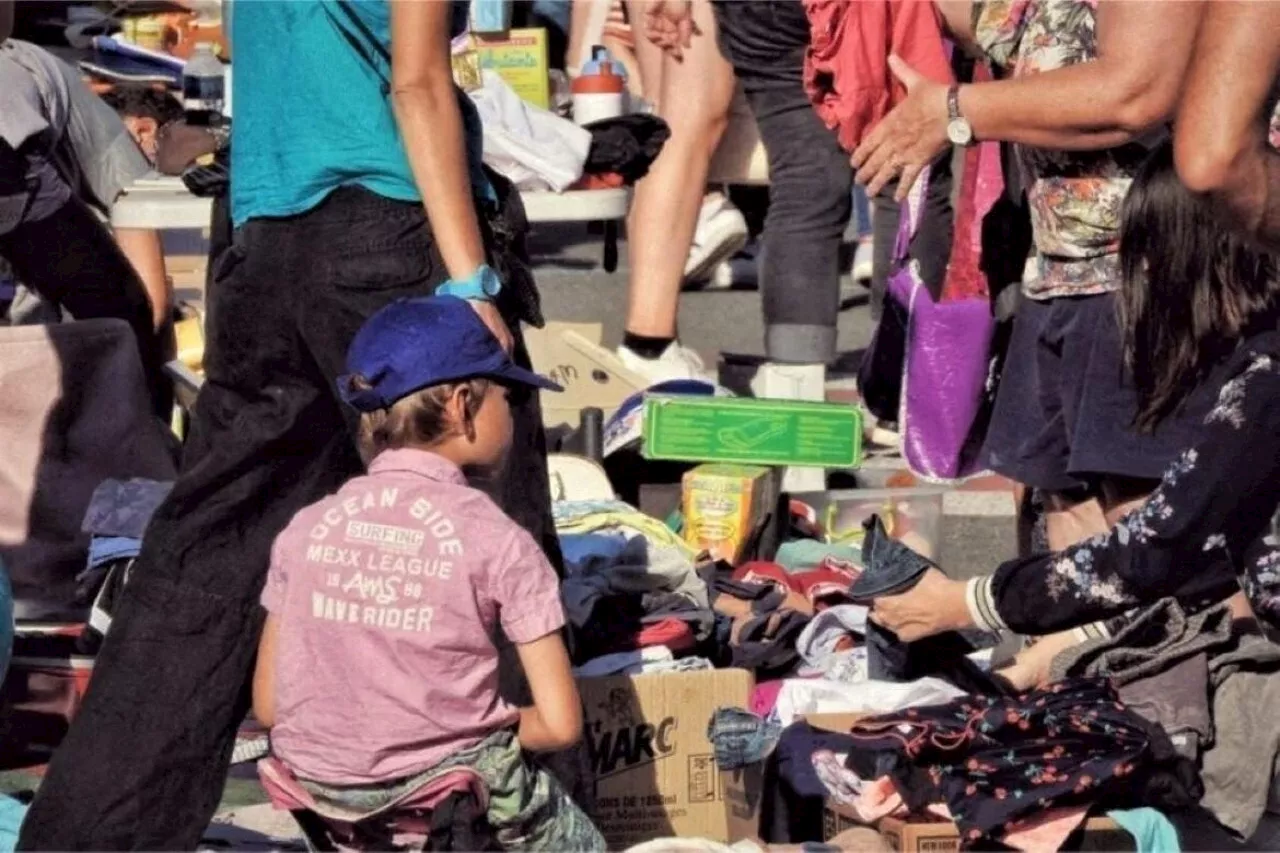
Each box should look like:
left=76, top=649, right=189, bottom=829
left=524, top=323, right=647, bottom=431
left=824, top=811, right=1133, bottom=853
left=579, top=668, right=754, bottom=848
left=473, top=28, right=550, bottom=109
left=682, top=464, right=779, bottom=563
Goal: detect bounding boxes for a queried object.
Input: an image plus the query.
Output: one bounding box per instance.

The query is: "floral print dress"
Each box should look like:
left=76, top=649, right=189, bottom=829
left=969, top=330, right=1280, bottom=638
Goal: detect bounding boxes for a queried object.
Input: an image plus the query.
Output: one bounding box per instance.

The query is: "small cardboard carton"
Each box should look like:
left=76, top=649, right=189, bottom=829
left=578, top=668, right=754, bottom=848
left=824, top=811, right=1133, bottom=853
left=682, top=464, right=780, bottom=563
left=523, top=323, right=648, bottom=431
left=472, top=28, right=550, bottom=109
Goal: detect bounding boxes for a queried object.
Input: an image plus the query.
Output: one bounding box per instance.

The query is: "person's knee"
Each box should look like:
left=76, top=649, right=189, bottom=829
left=766, top=159, right=851, bottom=235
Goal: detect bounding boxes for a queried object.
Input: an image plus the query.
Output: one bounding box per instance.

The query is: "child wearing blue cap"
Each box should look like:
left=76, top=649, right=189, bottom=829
left=252, top=296, right=603, bottom=849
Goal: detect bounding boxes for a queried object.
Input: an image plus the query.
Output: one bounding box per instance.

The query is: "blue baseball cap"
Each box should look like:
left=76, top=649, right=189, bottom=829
left=338, top=295, right=562, bottom=413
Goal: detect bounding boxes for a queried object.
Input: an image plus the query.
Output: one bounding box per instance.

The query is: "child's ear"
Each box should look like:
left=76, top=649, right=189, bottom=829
left=451, top=384, right=479, bottom=442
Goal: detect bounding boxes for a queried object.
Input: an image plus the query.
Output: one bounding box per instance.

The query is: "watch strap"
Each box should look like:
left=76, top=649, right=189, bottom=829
left=438, top=264, right=502, bottom=302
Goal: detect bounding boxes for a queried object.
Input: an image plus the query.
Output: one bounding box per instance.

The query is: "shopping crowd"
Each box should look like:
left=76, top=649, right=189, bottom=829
left=1, top=0, right=1280, bottom=850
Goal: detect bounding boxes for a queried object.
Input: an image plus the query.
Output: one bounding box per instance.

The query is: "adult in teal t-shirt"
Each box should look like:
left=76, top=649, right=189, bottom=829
left=17, top=2, right=561, bottom=848
left=230, top=0, right=487, bottom=225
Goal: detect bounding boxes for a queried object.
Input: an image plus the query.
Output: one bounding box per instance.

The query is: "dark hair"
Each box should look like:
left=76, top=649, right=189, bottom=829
left=1119, top=139, right=1280, bottom=432
left=99, top=86, right=184, bottom=126
left=348, top=377, right=491, bottom=464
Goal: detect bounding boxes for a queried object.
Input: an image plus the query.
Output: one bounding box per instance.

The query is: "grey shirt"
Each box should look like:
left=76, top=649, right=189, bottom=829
left=0, top=39, right=150, bottom=230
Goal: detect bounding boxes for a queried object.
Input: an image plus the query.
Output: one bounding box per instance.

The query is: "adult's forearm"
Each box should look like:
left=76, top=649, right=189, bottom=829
left=393, top=82, right=487, bottom=280
left=0, top=0, right=13, bottom=41
left=114, top=227, right=171, bottom=330
left=959, top=63, right=1161, bottom=152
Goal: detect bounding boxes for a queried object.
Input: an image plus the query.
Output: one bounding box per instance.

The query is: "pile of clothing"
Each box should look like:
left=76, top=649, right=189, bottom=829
left=556, top=494, right=1280, bottom=851
left=557, top=498, right=886, bottom=681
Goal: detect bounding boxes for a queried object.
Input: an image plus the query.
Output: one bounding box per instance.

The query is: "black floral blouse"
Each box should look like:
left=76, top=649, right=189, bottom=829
left=969, top=331, right=1280, bottom=637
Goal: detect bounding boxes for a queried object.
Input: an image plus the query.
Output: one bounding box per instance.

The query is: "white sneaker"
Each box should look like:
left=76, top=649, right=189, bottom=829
left=684, top=193, right=749, bottom=284
left=853, top=238, right=874, bottom=283
left=698, top=241, right=760, bottom=292
left=616, top=341, right=713, bottom=385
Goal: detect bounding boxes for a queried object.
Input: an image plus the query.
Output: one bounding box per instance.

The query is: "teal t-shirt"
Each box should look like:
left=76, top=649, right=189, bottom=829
left=229, top=0, right=487, bottom=226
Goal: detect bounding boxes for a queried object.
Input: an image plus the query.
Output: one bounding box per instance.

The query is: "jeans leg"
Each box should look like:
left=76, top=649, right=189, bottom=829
left=751, top=89, right=852, bottom=364
left=715, top=0, right=851, bottom=365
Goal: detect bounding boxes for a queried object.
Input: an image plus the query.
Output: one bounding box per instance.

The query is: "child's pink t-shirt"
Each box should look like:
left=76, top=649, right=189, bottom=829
left=261, top=448, right=565, bottom=785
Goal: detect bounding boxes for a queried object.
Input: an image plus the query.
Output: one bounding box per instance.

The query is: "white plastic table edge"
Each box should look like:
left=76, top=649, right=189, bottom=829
left=111, top=175, right=629, bottom=230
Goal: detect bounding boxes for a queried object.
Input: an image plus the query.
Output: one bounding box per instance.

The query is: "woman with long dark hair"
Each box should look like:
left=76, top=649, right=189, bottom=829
left=869, top=139, right=1280, bottom=655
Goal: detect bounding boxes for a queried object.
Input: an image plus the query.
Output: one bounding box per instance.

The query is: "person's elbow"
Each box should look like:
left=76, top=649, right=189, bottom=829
left=1174, top=123, right=1248, bottom=196
left=542, top=701, right=584, bottom=751
left=390, top=72, right=456, bottom=118
left=1109, top=76, right=1178, bottom=138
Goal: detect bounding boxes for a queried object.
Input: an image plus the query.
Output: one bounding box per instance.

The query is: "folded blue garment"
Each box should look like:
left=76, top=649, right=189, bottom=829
left=86, top=536, right=142, bottom=571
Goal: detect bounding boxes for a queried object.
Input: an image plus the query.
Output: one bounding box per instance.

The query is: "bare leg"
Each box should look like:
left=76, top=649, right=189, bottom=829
left=622, top=0, right=735, bottom=339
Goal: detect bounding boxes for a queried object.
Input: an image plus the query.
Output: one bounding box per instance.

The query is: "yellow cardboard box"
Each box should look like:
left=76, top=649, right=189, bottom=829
left=683, top=464, right=780, bottom=563
left=579, top=668, right=754, bottom=848
left=473, top=28, right=550, bottom=109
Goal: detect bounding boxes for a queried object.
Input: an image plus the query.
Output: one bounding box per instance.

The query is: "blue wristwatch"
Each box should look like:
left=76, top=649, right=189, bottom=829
left=438, top=264, right=502, bottom=302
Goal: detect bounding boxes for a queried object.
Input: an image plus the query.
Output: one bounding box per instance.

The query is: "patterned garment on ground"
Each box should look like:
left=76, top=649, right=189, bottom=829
left=844, top=678, right=1201, bottom=849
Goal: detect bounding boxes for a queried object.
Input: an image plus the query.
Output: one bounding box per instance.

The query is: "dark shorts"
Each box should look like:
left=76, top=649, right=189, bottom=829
left=982, top=292, right=1215, bottom=493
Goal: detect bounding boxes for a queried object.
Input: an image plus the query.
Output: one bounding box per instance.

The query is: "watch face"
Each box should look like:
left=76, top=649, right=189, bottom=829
left=947, top=119, right=973, bottom=146
left=479, top=267, right=502, bottom=296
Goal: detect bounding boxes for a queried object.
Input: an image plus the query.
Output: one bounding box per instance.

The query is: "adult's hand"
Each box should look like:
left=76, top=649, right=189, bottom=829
left=996, top=630, right=1083, bottom=692
left=852, top=55, right=951, bottom=200
left=468, top=299, right=514, bottom=353
left=644, top=0, right=696, bottom=60
left=869, top=568, right=973, bottom=642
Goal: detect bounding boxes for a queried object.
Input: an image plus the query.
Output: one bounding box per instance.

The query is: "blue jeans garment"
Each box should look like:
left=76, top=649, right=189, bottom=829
left=707, top=707, right=783, bottom=771
left=853, top=516, right=1009, bottom=694
left=848, top=516, right=935, bottom=600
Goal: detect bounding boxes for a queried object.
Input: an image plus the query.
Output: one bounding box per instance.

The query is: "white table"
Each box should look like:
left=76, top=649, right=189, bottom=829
left=112, top=174, right=630, bottom=270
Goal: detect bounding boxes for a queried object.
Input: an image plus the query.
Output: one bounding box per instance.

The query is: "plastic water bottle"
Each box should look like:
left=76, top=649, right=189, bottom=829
left=572, top=46, right=627, bottom=126
left=183, top=43, right=225, bottom=127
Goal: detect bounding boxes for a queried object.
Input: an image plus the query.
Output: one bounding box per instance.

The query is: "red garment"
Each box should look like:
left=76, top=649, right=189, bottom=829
left=634, top=618, right=696, bottom=653
left=732, top=561, right=859, bottom=609
left=803, top=0, right=954, bottom=152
